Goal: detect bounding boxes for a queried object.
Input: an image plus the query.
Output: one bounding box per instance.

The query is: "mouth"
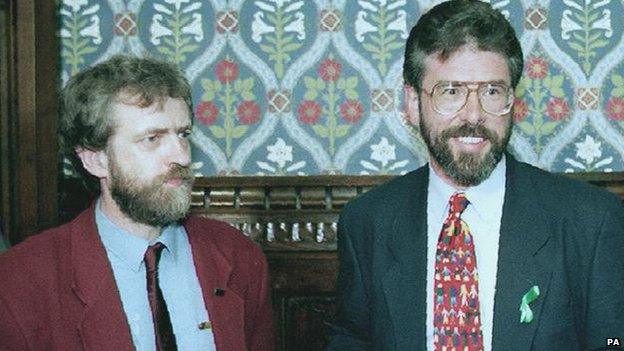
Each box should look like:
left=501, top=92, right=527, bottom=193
left=449, top=134, right=491, bottom=154
left=162, top=166, right=194, bottom=188
left=441, top=124, right=496, bottom=153
left=164, top=178, right=185, bottom=187
left=457, top=136, right=485, bottom=145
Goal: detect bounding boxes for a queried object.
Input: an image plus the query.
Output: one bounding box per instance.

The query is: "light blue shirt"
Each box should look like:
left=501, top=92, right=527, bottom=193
left=95, top=202, right=216, bottom=351
left=426, top=156, right=506, bottom=351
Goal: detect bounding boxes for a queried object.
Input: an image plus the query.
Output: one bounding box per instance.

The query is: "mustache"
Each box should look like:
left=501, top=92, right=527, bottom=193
left=161, top=164, right=194, bottom=184
left=439, top=124, right=496, bottom=141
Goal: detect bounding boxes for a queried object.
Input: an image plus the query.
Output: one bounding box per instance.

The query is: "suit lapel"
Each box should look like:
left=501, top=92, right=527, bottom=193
left=492, top=157, right=552, bottom=350
left=68, top=205, right=134, bottom=351
left=185, top=218, right=246, bottom=351
left=381, top=167, right=429, bottom=350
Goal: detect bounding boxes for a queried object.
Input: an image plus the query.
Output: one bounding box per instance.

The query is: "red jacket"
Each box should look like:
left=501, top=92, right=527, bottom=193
left=0, top=206, right=274, bottom=350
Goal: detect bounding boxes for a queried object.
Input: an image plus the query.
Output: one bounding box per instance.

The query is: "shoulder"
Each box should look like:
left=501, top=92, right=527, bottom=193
left=511, top=159, right=620, bottom=210
left=0, top=220, right=74, bottom=296
left=183, top=216, right=265, bottom=262
left=508, top=160, right=623, bottom=235
left=343, top=166, right=427, bottom=217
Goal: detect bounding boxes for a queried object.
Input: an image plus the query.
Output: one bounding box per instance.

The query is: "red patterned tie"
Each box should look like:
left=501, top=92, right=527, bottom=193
left=145, top=243, right=178, bottom=351
left=433, top=193, right=483, bottom=351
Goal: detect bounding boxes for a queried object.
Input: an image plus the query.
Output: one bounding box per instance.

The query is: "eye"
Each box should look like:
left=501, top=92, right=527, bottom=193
left=484, top=84, right=505, bottom=96
left=145, top=134, right=159, bottom=143
left=178, top=129, right=192, bottom=139
left=443, top=88, right=458, bottom=95
left=436, top=83, right=463, bottom=97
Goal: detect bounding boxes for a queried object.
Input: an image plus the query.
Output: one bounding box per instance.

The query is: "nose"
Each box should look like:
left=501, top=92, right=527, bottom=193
left=459, top=90, right=484, bottom=124
left=169, top=135, right=191, bottom=167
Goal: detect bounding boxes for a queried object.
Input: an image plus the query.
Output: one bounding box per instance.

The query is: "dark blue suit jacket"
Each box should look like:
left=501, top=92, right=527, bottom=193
left=327, top=156, right=624, bottom=350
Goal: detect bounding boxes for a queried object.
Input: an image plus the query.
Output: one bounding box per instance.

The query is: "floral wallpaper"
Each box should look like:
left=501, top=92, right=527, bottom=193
left=59, top=0, right=624, bottom=176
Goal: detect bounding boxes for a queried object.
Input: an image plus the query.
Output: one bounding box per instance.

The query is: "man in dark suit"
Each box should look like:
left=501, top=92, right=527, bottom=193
left=0, top=56, right=274, bottom=350
left=327, top=1, right=624, bottom=350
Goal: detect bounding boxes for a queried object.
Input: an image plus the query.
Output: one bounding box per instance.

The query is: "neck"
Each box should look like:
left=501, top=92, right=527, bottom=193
left=98, top=187, right=162, bottom=241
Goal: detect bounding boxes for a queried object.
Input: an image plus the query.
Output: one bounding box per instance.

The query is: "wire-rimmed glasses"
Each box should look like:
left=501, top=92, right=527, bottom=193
left=426, top=81, right=514, bottom=116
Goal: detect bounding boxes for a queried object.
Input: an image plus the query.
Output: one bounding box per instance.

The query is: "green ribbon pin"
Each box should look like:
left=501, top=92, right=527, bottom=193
left=519, top=285, right=540, bottom=323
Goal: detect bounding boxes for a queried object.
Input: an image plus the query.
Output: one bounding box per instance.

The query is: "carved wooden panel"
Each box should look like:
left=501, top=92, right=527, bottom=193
left=190, top=176, right=390, bottom=253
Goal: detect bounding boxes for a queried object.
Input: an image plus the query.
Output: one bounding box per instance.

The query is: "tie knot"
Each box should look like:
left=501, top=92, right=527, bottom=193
left=144, top=242, right=166, bottom=271
left=449, top=192, right=469, bottom=215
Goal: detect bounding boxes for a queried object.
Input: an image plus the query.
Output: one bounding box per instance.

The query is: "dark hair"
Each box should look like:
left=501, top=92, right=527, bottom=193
left=60, top=55, right=192, bottom=190
left=403, top=0, right=523, bottom=92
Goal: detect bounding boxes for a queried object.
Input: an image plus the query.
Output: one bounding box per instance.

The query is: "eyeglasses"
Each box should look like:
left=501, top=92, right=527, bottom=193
left=426, top=81, right=514, bottom=116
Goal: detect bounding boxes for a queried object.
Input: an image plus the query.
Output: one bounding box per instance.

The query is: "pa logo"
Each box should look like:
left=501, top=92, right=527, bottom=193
left=591, top=338, right=624, bottom=351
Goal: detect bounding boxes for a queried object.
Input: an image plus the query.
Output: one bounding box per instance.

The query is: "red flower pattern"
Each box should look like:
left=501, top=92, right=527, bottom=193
left=606, top=96, right=624, bottom=121
left=215, top=59, right=238, bottom=83
left=339, top=99, right=363, bottom=123
left=236, top=101, right=260, bottom=124
left=512, top=98, right=528, bottom=122
left=318, top=59, right=341, bottom=82
left=297, top=100, right=321, bottom=124
left=545, top=97, right=570, bottom=121
left=195, top=101, right=219, bottom=126
left=526, top=57, right=548, bottom=79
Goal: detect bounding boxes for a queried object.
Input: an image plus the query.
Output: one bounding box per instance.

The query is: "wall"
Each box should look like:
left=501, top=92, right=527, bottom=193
left=59, top=0, right=624, bottom=176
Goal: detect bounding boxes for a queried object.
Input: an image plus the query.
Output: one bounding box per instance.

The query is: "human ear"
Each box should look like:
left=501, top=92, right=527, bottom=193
left=403, top=84, right=420, bottom=126
left=75, top=147, right=109, bottom=178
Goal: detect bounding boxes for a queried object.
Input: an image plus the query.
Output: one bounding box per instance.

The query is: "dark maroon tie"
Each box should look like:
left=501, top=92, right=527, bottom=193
left=144, top=242, right=177, bottom=351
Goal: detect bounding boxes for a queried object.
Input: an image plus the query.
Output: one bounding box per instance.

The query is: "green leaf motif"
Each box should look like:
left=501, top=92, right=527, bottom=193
left=357, top=4, right=406, bottom=75
left=612, top=88, right=624, bottom=97
left=610, top=73, right=624, bottom=96
left=334, top=125, right=350, bottom=138
left=515, top=78, right=529, bottom=98
left=304, top=90, right=318, bottom=101
left=253, top=2, right=305, bottom=79
left=201, top=79, right=219, bottom=101
left=231, top=125, right=248, bottom=139
left=345, top=77, right=358, bottom=90
left=345, top=88, right=359, bottom=100
left=61, top=5, right=101, bottom=75
left=540, top=121, right=559, bottom=135
left=362, top=42, right=382, bottom=55
left=549, top=75, right=565, bottom=98
left=316, top=78, right=326, bottom=91
left=210, top=125, right=226, bottom=139
left=312, top=125, right=329, bottom=138
left=241, top=78, right=254, bottom=92
left=517, top=121, right=536, bottom=135
left=151, top=2, right=203, bottom=65
left=561, top=0, right=612, bottom=76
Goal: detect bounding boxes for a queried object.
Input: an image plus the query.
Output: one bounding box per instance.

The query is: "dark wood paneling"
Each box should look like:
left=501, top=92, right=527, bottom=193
left=0, top=0, right=59, bottom=244
left=0, top=0, right=11, bottom=239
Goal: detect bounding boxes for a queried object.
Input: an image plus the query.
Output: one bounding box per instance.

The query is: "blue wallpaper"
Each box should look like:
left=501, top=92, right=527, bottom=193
left=60, top=0, right=624, bottom=176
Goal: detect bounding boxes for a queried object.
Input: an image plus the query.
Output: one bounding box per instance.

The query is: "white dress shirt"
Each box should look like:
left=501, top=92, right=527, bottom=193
left=426, top=156, right=506, bottom=351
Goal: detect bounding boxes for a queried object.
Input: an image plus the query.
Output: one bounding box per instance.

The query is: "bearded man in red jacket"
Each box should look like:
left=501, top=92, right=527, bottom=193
left=0, top=55, right=274, bottom=351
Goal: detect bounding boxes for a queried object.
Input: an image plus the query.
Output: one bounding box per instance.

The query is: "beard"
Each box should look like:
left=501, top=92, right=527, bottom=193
left=109, top=156, right=195, bottom=227
left=420, top=114, right=511, bottom=187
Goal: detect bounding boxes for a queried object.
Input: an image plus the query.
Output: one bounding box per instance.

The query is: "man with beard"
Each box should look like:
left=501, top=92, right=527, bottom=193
left=0, top=56, right=274, bottom=350
left=327, top=1, right=624, bottom=350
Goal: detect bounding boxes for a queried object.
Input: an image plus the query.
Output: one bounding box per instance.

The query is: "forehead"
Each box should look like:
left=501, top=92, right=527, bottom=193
left=108, top=96, right=191, bottom=138
left=422, top=46, right=510, bottom=87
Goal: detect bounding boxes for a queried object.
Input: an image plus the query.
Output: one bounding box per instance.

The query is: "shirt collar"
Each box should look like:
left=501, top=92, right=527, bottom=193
left=463, top=155, right=506, bottom=217
left=95, top=199, right=180, bottom=272
left=428, top=154, right=506, bottom=216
